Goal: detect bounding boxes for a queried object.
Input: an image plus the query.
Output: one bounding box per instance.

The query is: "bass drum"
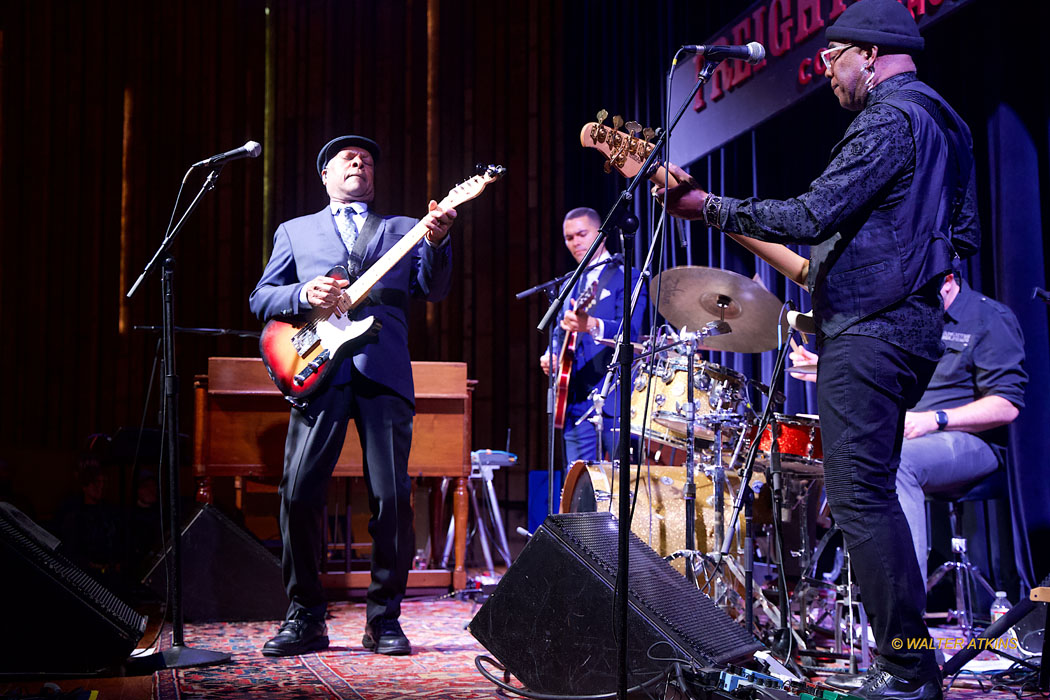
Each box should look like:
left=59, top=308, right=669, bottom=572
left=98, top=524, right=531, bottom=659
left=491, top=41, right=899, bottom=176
left=561, top=460, right=767, bottom=574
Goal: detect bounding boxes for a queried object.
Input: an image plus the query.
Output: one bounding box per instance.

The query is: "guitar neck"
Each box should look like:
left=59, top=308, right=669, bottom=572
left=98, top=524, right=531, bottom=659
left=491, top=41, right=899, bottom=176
left=346, top=220, right=428, bottom=308
left=345, top=193, right=458, bottom=309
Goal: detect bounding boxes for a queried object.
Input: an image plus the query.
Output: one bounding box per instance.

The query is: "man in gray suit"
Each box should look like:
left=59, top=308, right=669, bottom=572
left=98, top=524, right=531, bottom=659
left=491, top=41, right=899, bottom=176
left=250, top=135, right=456, bottom=657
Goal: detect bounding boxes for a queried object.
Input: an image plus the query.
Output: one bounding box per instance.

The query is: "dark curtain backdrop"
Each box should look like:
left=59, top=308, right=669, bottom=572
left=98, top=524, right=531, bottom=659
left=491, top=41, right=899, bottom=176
left=2, top=1, right=1047, bottom=585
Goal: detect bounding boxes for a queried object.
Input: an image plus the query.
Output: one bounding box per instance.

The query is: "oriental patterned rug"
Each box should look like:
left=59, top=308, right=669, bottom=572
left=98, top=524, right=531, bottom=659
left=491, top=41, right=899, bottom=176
left=153, top=599, right=499, bottom=700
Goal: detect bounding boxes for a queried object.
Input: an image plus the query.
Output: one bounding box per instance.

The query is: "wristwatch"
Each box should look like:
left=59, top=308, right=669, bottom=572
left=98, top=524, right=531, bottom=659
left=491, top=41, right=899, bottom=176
left=935, top=410, right=949, bottom=431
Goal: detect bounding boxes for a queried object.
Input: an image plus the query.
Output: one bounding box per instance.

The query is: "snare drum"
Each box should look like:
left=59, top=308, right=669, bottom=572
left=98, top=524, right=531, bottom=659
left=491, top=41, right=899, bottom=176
left=745, top=414, right=823, bottom=476
left=629, top=360, right=747, bottom=447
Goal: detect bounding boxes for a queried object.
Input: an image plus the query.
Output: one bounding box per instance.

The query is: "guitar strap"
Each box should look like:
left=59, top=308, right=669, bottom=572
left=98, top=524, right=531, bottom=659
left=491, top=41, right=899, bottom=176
left=348, top=212, right=383, bottom=279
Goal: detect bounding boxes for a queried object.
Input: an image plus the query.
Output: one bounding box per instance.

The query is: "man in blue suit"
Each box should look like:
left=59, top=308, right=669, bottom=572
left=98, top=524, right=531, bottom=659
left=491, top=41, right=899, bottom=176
left=541, top=207, right=647, bottom=465
left=250, top=135, right=456, bottom=657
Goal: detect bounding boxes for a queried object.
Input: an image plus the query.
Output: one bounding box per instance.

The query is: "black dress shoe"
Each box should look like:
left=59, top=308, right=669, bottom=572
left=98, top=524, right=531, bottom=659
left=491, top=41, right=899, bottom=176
left=855, top=669, right=942, bottom=700
left=262, top=614, right=330, bottom=657
left=363, top=618, right=411, bottom=655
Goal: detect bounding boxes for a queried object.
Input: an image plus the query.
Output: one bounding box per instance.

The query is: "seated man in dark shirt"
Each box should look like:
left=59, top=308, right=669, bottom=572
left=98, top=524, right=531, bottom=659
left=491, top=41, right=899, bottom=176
left=791, top=269, right=1027, bottom=582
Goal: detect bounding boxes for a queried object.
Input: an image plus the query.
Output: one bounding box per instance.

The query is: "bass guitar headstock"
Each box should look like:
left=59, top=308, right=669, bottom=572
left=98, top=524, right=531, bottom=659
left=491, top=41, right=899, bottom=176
left=580, top=109, right=659, bottom=180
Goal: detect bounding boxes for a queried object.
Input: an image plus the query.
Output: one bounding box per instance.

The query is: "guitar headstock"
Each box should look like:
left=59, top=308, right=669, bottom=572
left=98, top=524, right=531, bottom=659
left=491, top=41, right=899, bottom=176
left=579, top=110, right=658, bottom=178
left=579, top=280, right=600, bottom=310
left=440, top=165, right=507, bottom=209
left=579, top=110, right=675, bottom=187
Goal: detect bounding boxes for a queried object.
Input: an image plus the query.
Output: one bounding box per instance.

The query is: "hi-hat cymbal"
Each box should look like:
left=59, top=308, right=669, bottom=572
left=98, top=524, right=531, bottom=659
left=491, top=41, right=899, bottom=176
left=651, top=266, right=788, bottom=353
left=788, top=364, right=817, bottom=376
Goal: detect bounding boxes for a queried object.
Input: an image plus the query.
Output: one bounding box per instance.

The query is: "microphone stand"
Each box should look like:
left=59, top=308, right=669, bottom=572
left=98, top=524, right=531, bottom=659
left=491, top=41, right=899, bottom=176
left=125, top=167, right=230, bottom=672
left=518, top=255, right=623, bottom=516
left=537, top=58, right=722, bottom=700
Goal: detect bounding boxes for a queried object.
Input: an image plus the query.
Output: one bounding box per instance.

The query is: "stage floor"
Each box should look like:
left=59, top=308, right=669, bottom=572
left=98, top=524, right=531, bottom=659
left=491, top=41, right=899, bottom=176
left=0, top=598, right=1039, bottom=699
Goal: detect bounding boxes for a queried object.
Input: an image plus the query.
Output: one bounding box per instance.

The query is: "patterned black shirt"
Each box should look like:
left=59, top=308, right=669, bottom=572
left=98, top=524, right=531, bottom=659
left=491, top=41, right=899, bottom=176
left=711, top=73, right=978, bottom=360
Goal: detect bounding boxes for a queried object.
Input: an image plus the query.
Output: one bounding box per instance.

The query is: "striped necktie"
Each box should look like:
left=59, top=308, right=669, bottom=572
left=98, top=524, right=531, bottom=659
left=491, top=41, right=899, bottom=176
left=335, top=206, right=359, bottom=258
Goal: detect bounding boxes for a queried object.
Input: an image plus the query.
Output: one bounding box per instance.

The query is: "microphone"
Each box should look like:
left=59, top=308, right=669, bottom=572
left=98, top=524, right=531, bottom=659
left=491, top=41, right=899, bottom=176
left=682, top=41, right=766, bottom=65
left=192, top=140, right=262, bottom=169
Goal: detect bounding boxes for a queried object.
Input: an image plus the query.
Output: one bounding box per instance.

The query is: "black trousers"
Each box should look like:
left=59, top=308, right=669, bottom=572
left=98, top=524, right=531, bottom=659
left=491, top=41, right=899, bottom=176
left=816, top=334, right=939, bottom=681
left=279, top=368, right=415, bottom=624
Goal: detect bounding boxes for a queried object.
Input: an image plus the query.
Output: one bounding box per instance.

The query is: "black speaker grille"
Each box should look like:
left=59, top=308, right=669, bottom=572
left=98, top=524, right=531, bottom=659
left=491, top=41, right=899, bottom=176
left=0, top=513, right=146, bottom=639
left=546, top=512, right=762, bottom=666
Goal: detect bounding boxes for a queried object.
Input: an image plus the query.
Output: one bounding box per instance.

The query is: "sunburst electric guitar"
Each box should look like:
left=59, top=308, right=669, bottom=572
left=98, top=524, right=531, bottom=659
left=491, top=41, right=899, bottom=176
left=260, top=165, right=506, bottom=405
left=579, top=111, right=809, bottom=288
left=552, top=278, right=607, bottom=430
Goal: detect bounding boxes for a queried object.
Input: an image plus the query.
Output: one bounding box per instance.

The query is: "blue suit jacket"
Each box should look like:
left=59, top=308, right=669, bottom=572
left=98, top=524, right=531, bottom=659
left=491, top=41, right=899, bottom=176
left=555, top=261, right=647, bottom=416
left=249, top=206, right=453, bottom=406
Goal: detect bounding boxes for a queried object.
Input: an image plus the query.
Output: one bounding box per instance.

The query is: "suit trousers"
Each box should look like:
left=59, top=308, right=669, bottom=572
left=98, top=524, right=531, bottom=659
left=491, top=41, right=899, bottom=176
left=279, top=368, right=414, bottom=624
left=816, top=334, right=939, bottom=681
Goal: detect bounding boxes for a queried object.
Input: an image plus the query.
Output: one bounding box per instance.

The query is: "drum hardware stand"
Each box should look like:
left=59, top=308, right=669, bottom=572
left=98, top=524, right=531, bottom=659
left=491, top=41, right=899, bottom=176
left=706, top=324, right=805, bottom=676
left=676, top=322, right=731, bottom=588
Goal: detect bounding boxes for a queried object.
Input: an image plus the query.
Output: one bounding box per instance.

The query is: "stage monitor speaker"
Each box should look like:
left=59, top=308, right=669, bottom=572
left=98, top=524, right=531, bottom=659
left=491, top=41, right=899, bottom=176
left=0, top=503, right=147, bottom=674
left=143, top=504, right=286, bottom=622
left=468, top=512, right=763, bottom=696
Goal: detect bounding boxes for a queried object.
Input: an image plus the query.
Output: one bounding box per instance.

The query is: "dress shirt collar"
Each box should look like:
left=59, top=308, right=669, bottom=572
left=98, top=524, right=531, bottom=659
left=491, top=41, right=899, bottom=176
left=330, top=201, right=368, bottom=217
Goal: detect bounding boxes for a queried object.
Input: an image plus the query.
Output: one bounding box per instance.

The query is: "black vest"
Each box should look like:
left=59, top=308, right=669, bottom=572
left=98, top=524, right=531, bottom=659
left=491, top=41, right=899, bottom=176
left=808, top=78, right=977, bottom=338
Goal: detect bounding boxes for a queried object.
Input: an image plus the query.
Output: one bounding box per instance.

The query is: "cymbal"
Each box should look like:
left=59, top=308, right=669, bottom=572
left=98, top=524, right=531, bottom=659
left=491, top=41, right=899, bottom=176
left=651, top=266, right=788, bottom=353
left=788, top=364, right=817, bottom=376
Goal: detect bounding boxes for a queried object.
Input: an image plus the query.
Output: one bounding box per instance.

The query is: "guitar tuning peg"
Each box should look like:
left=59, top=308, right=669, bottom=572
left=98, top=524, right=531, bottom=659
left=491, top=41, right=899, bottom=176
left=625, top=120, right=642, bottom=135
left=612, top=115, right=624, bottom=130
left=596, top=108, right=608, bottom=124
left=642, top=127, right=656, bottom=142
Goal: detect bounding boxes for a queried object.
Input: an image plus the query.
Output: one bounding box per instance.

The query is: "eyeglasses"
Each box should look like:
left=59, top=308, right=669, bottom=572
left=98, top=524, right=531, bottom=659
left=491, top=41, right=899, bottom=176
left=819, top=44, right=854, bottom=70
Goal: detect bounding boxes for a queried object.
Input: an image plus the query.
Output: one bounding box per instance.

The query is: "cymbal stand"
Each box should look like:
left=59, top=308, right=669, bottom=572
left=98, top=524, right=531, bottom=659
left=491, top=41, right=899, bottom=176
left=681, top=329, right=699, bottom=587
left=706, top=322, right=804, bottom=671
left=676, top=322, right=730, bottom=588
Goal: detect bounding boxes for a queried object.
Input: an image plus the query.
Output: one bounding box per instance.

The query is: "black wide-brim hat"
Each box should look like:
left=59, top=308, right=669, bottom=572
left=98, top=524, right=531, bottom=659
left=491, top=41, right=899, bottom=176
left=825, top=0, right=924, bottom=53
left=316, top=135, right=381, bottom=177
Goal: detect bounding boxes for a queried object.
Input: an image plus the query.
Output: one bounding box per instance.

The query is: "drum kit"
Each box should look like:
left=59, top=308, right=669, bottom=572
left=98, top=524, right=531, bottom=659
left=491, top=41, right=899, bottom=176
left=562, top=264, right=837, bottom=650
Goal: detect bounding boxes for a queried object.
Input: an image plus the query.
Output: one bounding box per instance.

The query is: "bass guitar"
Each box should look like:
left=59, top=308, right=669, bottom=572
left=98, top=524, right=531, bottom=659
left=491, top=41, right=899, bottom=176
left=260, top=164, right=506, bottom=405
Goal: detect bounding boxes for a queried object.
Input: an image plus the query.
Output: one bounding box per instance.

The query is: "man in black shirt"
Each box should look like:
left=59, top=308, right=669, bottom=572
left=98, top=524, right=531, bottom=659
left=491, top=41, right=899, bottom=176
left=658, top=1, right=976, bottom=697
left=895, top=273, right=1025, bottom=581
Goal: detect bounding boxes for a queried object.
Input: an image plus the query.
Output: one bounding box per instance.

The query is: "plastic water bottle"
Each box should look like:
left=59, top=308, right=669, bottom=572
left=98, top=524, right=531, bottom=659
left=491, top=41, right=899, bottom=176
left=989, top=591, right=1011, bottom=622
left=989, top=591, right=1018, bottom=651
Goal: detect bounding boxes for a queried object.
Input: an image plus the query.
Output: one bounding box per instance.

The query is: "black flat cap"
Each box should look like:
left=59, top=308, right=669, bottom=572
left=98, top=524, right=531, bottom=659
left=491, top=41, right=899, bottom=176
left=316, top=135, right=381, bottom=177
left=826, top=0, right=924, bottom=53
